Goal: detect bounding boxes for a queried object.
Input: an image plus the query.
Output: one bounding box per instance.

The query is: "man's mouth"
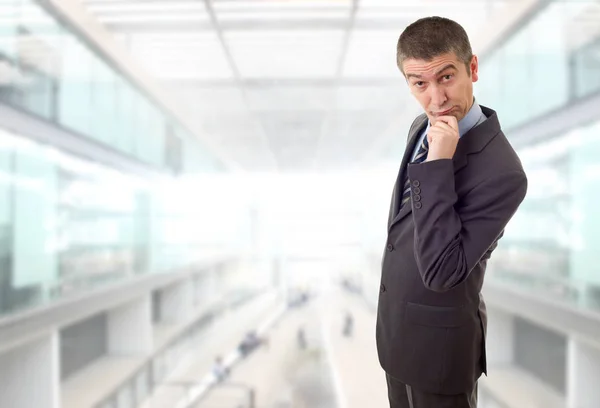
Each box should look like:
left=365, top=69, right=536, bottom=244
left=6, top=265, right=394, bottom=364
left=432, top=107, right=454, bottom=116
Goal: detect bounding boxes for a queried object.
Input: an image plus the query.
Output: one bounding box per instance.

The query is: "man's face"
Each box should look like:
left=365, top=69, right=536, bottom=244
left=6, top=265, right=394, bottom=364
left=402, top=52, right=479, bottom=125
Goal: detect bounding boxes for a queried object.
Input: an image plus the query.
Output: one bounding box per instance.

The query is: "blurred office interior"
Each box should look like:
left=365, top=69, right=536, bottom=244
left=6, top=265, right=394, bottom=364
left=1, top=0, right=600, bottom=407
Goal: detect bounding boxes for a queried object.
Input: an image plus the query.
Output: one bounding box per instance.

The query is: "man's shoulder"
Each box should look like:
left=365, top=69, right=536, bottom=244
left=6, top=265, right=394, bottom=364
left=406, top=113, right=428, bottom=142
left=410, top=113, right=428, bottom=130
left=473, top=128, right=526, bottom=178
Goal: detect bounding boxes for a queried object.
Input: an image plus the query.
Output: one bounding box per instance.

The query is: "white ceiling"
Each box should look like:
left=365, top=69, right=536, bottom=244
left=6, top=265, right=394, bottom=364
left=82, top=0, right=513, bottom=172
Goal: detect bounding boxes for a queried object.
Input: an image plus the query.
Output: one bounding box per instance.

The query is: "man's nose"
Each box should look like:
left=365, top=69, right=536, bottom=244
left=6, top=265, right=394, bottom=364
left=430, top=86, right=447, bottom=108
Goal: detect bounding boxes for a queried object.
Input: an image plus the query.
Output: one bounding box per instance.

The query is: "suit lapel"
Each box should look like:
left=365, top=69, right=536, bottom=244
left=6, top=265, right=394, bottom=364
left=387, top=115, right=428, bottom=230
left=451, top=105, right=499, bottom=174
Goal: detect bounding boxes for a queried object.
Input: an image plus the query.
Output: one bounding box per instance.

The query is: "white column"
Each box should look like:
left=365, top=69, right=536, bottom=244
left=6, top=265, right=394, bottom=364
left=160, top=278, right=193, bottom=323
left=192, top=274, right=201, bottom=307
left=486, top=307, right=515, bottom=365
left=212, top=263, right=224, bottom=297
left=207, top=266, right=218, bottom=303
left=108, top=295, right=153, bottom=355
left=194, top=270, right=214, bottom=307
left=0, top=332, right=60, bottom=408
left=279, top=257, right=289, bottom=303
left=567, top=337, right=600, bottom=408
left=273, top=256, right=286, bottom=302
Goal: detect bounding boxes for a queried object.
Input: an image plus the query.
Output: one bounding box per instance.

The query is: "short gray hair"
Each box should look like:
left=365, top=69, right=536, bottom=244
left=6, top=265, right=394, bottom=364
left=397, top=17, right=473, bottom=75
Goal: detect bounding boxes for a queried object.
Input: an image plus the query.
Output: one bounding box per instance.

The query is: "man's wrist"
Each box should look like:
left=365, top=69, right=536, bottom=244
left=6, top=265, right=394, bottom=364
left=425, top=156, right=452, bottom=162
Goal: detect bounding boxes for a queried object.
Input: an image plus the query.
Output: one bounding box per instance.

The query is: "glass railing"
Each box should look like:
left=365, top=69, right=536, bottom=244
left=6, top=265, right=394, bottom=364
left=476, top=0, right=600, bottom=131
left=93, top=289, right=263, bottom=408
left=0, top=125, right=240, bottom=318
left=483, top=110, right=600, bottom=316
left=487, top=236, right=600, bottom=312
left=0, top=0, right=222, bottom=173
left=572, top=35, right=600, bottom=100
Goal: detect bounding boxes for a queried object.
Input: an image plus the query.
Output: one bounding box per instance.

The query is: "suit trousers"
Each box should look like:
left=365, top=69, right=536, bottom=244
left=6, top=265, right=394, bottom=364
left=386, top=374, right=478, bottom=408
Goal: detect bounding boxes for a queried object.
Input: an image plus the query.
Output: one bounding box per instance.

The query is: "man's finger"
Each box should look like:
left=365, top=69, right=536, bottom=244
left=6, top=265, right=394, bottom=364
left=427, top=128, right=443, bottom=140
left=435, top=115, right=459, bottom=131
left=432, top=120, right=455, bottom=133
left=427, top=126, right=453, bottom=139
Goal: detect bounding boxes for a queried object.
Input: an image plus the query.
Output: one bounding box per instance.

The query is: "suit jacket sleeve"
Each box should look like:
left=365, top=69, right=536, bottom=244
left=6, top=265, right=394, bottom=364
left=406, top=159, right=527, bottom=292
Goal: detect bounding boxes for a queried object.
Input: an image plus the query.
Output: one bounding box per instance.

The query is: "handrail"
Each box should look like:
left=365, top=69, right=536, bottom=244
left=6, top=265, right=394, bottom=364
left=174, top=303, right=287, bottom=408
left=92, top=289, right=268, bottom=408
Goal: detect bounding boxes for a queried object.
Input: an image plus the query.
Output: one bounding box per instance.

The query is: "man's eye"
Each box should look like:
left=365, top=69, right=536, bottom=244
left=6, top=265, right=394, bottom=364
left=442, top=75, right=453, bottom=81
left=414, top=81, right=425, bottom=87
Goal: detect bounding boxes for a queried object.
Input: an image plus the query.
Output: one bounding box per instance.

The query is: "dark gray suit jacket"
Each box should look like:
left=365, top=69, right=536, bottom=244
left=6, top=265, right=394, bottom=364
left=376, top=105, right=527, bottom=395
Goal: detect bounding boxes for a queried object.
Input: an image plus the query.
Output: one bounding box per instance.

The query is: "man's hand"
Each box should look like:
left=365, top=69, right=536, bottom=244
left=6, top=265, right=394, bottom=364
left=426, top=116, right=459, bottom=161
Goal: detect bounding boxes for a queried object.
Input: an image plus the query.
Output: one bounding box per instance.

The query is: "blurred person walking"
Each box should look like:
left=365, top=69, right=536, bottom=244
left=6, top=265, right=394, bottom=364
left=342, top=311, right=353, bottom=338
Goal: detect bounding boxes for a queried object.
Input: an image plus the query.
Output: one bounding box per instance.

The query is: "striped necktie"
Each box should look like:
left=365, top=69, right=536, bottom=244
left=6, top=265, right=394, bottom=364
left=400, top=135, right=428, bottom=208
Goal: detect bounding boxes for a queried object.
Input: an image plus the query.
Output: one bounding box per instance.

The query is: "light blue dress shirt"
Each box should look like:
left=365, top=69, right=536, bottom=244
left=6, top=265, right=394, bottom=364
left=411, top=99, right=487, bottom=162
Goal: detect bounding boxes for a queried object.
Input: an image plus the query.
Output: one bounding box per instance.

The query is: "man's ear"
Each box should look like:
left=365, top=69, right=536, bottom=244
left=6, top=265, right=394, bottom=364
left=471, top=55, right=479, bottom=82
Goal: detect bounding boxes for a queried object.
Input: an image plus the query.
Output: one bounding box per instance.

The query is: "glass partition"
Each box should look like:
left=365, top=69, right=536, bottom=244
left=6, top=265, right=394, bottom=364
left=0, top=125, right=242, bottom=317
left=488, top=118, right=600, bottom=312
left=477, top=0, right=600, bottom=131
left=0, top=0, right=223, bottom=173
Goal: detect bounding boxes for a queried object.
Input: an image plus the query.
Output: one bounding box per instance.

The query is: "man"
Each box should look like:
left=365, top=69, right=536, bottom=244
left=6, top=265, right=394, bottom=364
left=212, top=355, right=229, bottom=382
left=376, top=17, right=527, bottom=408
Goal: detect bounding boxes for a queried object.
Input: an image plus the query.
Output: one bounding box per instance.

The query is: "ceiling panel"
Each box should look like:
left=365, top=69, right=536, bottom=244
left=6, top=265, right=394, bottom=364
left=213, top=0, right=352, bottom=12
left=563, top=1, right=600, bottom=50
left=217, top=10, right=351, bottom=21
left=96, top=13, right=209, bottom=24
left=356, top=1, right=510, bottom=35
left=342, top=30, right=405, bottom=78
left=245, top=86, right=335, bottom=112
left=127, top=32, right=234, bottom=79
left=184, top=111, right=278, bottom=170
left=225, top=30, right=345, bottom=78
left=86, top=1, right=206, bottom=13
left=167, top=84, right=247, bottom=113
left=258, top=111, right=326, bottom=170
left=334, top=84, right=407, bottom=110
left=80, top=0, right=521, bottom=171
left=224, top=146, right=278, bottom=171
left=324, top=111, right=396, bottom=142
left=199, top=113, right=265, bottom=143
left=84, top=0, right=209, bottom=23
left=315, top=110, right=397, bottom=169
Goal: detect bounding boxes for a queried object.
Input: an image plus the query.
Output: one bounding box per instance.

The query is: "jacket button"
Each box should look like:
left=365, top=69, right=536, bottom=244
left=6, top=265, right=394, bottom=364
left=412, top=180, right=420, bottom=187
left=387, top=243, right=394, bottom=252
left=415, top=202, right=422, bottom=209
left=413, top=194, right=421, bottom=202
left=380, top=284, right=386, bottom=293
left=413, top=187, right=421, bottom=194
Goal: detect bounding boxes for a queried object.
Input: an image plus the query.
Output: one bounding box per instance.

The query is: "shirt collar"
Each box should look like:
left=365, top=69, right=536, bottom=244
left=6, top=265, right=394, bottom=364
left=423, top=98, right=482, bottom=138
